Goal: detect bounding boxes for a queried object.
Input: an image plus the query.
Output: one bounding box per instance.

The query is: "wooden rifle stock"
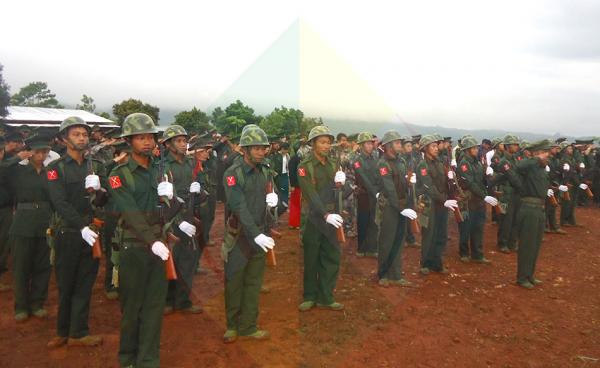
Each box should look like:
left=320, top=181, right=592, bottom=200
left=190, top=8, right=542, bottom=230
left=265, top=179, right=278, bottom=265
left=549, top=194, right=559, bottom=207
left=165, top=232, right=179, bottom=280
left=91, top=218, right=104, bottom=259
left=335, top=181, right=347, bottom=243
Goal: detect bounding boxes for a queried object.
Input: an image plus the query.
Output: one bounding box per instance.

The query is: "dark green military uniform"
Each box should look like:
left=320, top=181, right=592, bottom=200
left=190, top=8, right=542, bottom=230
left=102, top=159, right=121, bottom=297
left=297, top=152, right=343, bottom=306
left=109, top=157, right=168, bottom=367
left=457, top=154, right=489, bottom=261
left=376, top=152, right=409, bottom=281
left=222, top=159, right=270, bottom=335
left=514, top=141, right=551, bottom=287
left=0, top=152, right=16, bottom=284
left=47, top=154, right=107, bottom=338
left=559, top=149, right=580, bottom=226
left=0, top=156, right=52, bottom=316
left=546, top=149, right=562, bottom=232
left=354, top=149, right=379, bottom=255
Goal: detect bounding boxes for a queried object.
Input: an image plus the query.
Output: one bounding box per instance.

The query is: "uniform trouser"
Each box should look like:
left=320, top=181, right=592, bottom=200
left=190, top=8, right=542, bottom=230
left=119, top=246, right=167, bottom=368
left=545, top=197, right=559, bottom=231
left=276, top=173, right=290, bottom=208
left=0, top=207, right=13, bottom=275
left=302, top=221, right=340, bottom=305
left=377, top=206, right=406, bottom=280
left=11, top=235, right=51, bottom=313
left=405, top=224, right=417, bottom=245
left=497, top=197, right=519, bottom=249
left=103, top=215, right=119, bottom=292
left=54, top=230, right=99, bottom=338
left=458, top=207, right=486, bottom=260
left=224, top=248, right=265, bottom=335
left=288, top=187, right=302, bottom=228
left=357, top=196, right=378, bottom=254
left=421, top=207, right=449, bottom=271
left=516, top=201, right=545, bottom=283
left=560, top=188, right=578, bottom=225
left=167, top=239, right=199, bottom=309
left=206, top=194, right=217, bottom=242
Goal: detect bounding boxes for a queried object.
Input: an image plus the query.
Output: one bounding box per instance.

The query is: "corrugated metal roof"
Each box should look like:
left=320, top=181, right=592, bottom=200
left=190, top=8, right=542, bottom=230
left=2, top=106, right=115, bottom=125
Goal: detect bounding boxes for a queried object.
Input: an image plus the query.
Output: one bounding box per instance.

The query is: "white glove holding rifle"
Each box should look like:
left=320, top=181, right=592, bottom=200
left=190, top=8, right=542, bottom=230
left=85, top=175, right=101, bottom=191
left=151, top=241, right=170, bottom=261
left=80, top=226, right=98, bottom=247
left=484, top=196, right=498, bottom=206
left=254, top=234, right=275, bottom=253
left=325, top=214, right=344, bottom=228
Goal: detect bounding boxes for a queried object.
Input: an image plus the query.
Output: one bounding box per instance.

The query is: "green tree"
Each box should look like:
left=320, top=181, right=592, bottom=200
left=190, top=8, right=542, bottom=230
left=0, top=64, right=10, bottom=117
left=98, top=112, right=112, bottom=120
left=76, top=94, right=96, bottom=112
left=112, top=98, right=160, bottom=125
left=10, top=81, right=63, bottom=108
left=259, top=106, right=304, bottom=137
left=172, top=107, right=212, bottom=134
left=211, top=100, right=260, bottom=135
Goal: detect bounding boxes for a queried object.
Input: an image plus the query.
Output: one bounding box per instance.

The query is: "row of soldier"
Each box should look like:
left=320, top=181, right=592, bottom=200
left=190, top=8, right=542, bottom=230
left=0, top=116, right=597, bottom=367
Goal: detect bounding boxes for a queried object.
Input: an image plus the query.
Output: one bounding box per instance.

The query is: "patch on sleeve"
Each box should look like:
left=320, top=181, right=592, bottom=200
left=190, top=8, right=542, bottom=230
left=420, top=168, right=427, bottom=176
left=379, top=167, right=388, bottom=176
left=461, top=164, right=468, bottom=173
left=517, top=156, right=522, bottom=161
left=503, top=163, right=510, bottom=171
left=226, top=175, right=236, bottom=187
left=354, top=161, right=361, bottom=169
left=298, top=167, right=306, bottom=177
left=46, top=169, right=58, bottom=181
left=109, top=176, right=122, bottom=189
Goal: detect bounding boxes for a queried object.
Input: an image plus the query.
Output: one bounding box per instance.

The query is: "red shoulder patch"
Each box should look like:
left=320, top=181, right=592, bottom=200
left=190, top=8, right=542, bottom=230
left=420, top=168, right=427, bottom=176
left=109, top=176, right=122, bottom=189
left=47, top=169, right=58, bottom=181
left=298, top=167, right=306, bottom=177
left=226, top=175, right=236, bottom=187
left=354, top=161, right=361, bottom=169
left=379, top=167, right=388, bottom=176
left=517, top=156, right=523, bottom=161
left=461, top=164, right=468, bottom=173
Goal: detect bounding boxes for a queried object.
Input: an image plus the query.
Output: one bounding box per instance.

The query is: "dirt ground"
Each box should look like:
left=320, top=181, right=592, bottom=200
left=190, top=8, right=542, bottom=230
left=1, top=204, right=599, bottom=368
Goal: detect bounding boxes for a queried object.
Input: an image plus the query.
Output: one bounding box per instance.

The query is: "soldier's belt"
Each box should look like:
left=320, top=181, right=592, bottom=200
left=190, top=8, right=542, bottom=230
left=521, top=197, right=544, bottom=207
left=17, top=202, right=51, bottom=210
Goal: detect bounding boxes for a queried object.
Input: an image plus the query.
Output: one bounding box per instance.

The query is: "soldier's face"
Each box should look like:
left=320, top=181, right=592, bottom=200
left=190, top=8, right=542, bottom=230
left=338, top=137, right=349, bottom=148
left=314, top=136, right=332, bottom=157
left=550, top=147, right=559, bottom=155
left=31, top=148, right=50, bottom=165
left=4, top=141, right=24, bottom=154
left=468, top=146, right=479, bottom=157
left=64, top=127, right=89, bottom=151
left=507, top=144, right=519, bottom=154
left=195, top=148, right=209, bottom=161
left=248, top=145, right=268, bottom=163
left=131, top=134, right=157, bottom=157
left=565, top=146, right=573, bottom=155
left=168, top=136, right=188, bottom=156
left=392, top=140, right=403, bottom=153
left=403, top=143, right=413, bottom=153
left=534, top=150, right=550, bottom=161
left=362, top=141, right=374, bottom=154
left=425, top=143, right=439, bottom=158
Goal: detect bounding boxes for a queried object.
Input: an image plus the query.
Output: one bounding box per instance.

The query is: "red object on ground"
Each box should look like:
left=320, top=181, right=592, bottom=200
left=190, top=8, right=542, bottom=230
left=288, top=186, right=302, bottom=228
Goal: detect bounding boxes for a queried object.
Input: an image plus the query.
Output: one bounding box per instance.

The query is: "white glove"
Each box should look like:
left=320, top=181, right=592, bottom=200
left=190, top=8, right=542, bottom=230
left=254, top=234, right=275, bottom=253
left=151, top=241, right=170, bottom=261
left=484, top=196, right=499, bottom=206
left=409, top=173, right=417, bottom=184
left=580, top=163, right=585, bottom=169
left=545, top=165, right=550, bottom=172
left=444, top=199, right=459, bottom=211
left=376, top=192, right=380, bottom=199
left=451, top=159, right=457, bottom=167
left=400, top=208, right=418, bottom=220
left=85, top=175, right=101, bottom=191
left=547, top=189, right=554, bottom=197
left=157, top=181, right=174, bottom=200
left=563, top=163, right=570, bottom=171
left=178, top=221, right=196, bottom=237
left=579, top=183, right=589, bottom=190
left=558, top=185, right=568, bottom=192
left=80, top=226, right=98, bottom=247
left=189, top=181, right=201, bottom=193
left=486, top=166, right=494, bottom=176
left=325, top=214, right=344, bottom=228
left=447, top=170, right=455, bottom=180
left=266, top=192, right=278, bottom=207
left=334, top=171, right=346, bottom=185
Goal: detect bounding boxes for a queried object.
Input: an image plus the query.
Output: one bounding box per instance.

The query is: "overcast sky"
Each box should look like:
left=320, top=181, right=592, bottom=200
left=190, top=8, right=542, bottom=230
left=2, top=0, right=599, bottom=136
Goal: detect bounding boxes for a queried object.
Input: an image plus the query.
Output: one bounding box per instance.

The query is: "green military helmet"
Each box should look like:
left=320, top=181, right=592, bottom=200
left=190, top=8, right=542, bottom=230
left=559, top=141, right=571, bottom=151
left=356, top=132, right=375, bottom=144
left=239, top=125, right=269, bottom=147
left=503, top=134, right=520, bottom=145
left=461, top=136, right=479, bottom=150
left=163, top=124, right=188, bottom=141
left=59, top=116, right=89, bottom=133
left=432, top=133, right=444, bottom=142
left=401, top=135, right=412, bottom=143
left=520, top=139, right=530, bottom=150
left=380, top=130, right=403, bottom=145
left=120, top=113, right=158, bottom=137
left=491, top=137, right=502, bottom=148
left=307, top=125, right=334, bottom=143
left=419, top=134, right=438, bottom=149
left=241, top=124, right=259, bottom=133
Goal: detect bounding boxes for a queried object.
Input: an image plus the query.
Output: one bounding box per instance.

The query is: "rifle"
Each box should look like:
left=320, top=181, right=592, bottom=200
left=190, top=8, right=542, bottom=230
left=334, top=166, right=346, bottom=244
left=444, top=164, right=464, bottom=223
left=406, top=168, right=421, bottom=235
left=265, top=175, right=279, bottom=266
left=158, top=144, right=178, bottom=280
left=86, top=147, right=103, bottom=259
left=186, top=185, right=200, bottom=251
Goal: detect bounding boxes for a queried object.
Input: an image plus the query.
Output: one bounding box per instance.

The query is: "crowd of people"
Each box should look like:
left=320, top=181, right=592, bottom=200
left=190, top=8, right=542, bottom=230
left=0, top=115, right=597, bottom=367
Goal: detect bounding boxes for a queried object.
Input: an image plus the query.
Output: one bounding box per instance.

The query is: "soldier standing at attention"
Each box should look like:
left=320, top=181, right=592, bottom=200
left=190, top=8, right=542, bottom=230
left=546, top=141, right=568, bottom=234
left=47, top=117, right=108, bottom=348
left=161, top=125, right=202, bottom=315
left=514, top=140, right=553, bottom=289
left=0, top=134, right=53, bottom=322
left=375, top=131, right=418, bottom=286
left=401, top=136, right=421, bottom=248
left=222, top=125, right=278, bottom=343
left=298, top=126, right=347, bottom=312
left=108, top=113, right=186, bottom=366
left=457, top=136, right=499, bottom=264
left=559, top=142, right=585, bottom=227
left=353, top=132, right=380, bottom=258
left=416, top=135, right=459, bottom=275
